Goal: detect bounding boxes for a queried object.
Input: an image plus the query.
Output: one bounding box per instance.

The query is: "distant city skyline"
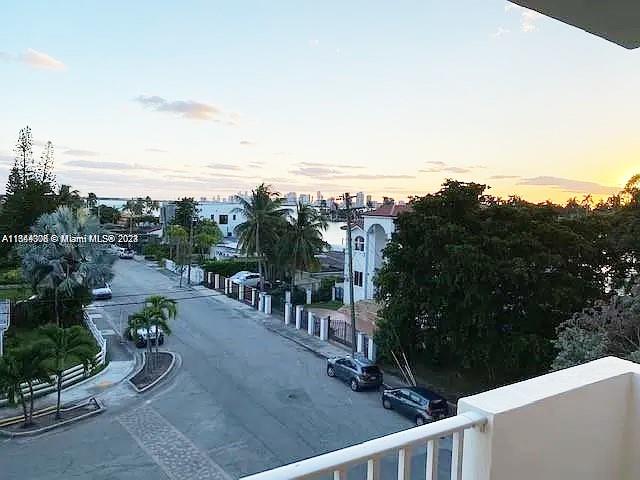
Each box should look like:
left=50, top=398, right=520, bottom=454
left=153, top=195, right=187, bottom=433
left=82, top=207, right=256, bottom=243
left=1, top=1, right=638, bottom=204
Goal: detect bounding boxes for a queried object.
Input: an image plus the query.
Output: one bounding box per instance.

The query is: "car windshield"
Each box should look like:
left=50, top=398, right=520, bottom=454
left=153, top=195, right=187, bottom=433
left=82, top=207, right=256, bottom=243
left=362, top=366, right=380, bottom=375
left=429, top=399, right=447, bottom=409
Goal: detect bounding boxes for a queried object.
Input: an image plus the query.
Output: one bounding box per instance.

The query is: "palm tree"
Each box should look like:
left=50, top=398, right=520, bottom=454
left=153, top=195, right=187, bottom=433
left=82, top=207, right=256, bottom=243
left=40, top=325, right=96, bottom=419
left=128, top=307, right=155, bottom=374
left=281, top=202, right=330, bottom=288
left=86, top=192, right=98, bottom=209
left=20, top=206, right=114, bottom=326
left=0, top=343, right=53, bottom=427
left=146, top=295, right=177, bottom=365
left=166, top=224, right=187, bottom=260
left=56, top=184, right=83, bottom=210
left=233, top=184, right=288, bottom=291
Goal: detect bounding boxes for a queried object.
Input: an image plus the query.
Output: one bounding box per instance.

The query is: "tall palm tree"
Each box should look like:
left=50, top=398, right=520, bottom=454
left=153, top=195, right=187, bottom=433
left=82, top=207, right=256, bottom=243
left=128, top=307, right=155, bottom=373
left=20, top=206, right=114, bottom=326
left=86, top=192, right=98, bottom=209
left=40, top=325, right=96, bottom=419
left=0, top=343, right=53, bottom=427
left=146, top=295, right=177, bottom=363
left=282, top=202, right=329, bottom=288
left=233, top=184, right=288, bottom=291
left=56, top=184, right=83, bottom=210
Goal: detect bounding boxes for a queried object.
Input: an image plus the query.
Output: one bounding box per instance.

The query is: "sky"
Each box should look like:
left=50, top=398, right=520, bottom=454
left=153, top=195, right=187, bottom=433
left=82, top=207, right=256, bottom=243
left=0, top=0, right=638, bottom=203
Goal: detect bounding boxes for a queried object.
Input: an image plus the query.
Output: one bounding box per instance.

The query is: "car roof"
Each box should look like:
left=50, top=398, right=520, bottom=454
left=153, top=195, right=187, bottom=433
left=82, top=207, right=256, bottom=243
left=404, top=386, right=445, bottom=400
left=335, top=355, right=377, bottom=366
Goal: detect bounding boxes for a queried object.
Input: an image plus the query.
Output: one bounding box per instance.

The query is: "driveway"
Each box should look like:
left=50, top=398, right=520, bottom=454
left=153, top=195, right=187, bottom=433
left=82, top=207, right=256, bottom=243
left=0, top=258, right=451, bottom=479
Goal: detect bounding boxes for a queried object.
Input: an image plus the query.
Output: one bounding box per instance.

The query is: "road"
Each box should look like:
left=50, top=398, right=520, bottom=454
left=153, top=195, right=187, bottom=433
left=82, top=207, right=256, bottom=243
left=0, top=259, right=451, bottom=479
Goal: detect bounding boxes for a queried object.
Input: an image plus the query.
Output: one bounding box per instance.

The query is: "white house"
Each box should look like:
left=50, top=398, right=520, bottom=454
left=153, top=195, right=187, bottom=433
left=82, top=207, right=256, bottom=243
left=343, top=203, right=409, bottom=304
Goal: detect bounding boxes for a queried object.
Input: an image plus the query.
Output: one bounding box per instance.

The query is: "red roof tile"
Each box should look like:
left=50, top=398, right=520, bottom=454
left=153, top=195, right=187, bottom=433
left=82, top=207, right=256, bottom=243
left=362, top=204, right=410, bottom=218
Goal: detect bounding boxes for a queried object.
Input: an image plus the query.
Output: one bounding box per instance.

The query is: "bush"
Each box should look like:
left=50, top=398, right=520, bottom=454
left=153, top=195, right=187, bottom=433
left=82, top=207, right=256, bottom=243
left=143, top=243, right=170, bottom=261
left=201, top=259, right=259, bottom=277
left=0, top=268, right=23, bottom=285
left=316, top=277, right=339, bottom=302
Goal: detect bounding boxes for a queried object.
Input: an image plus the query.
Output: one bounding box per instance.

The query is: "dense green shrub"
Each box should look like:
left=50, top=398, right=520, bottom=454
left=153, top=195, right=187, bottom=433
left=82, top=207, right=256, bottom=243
left=316, top=276, right=340, bottom=302
left=201, top=259, right=259, bottom=277
left=143, top=243, right=170, bottom=261
left=0, top=268, right=23, bottom=285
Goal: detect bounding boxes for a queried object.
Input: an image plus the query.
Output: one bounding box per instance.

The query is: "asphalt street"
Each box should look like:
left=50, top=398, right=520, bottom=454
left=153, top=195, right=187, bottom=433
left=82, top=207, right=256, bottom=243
left=0, top=259, right=452, bottom=479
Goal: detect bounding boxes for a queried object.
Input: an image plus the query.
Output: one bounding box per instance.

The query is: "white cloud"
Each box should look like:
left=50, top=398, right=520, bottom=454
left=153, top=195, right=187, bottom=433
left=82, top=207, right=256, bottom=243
left=504, top=3, right=544, bottom=33
left=21, top=48, right=66, bottom=70
left=491, top=27, right=510, bottom=38
left=134, top=95, right=223, bottom=121
left=518, top=176, right=620, bottom=195
left=0, top=48, right=66, bottom=70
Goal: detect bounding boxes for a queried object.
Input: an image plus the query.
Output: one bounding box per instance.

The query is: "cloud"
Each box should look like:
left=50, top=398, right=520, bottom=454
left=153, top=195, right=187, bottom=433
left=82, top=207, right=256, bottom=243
left=491, top=27, right=510, bottom=38
left=207, top=163, right=241, bottom=171
left=505, top=3, right=544, bottom=32
left=0, top=48, right=66, bottom=70
left=145, top=148, right=168, bottom=153
left=239, top=140, right=255, bottom=146
left=517, top=176, right=620, bottom=195
left=0, top=155, right=13, bottom=165
left=299, top=161, right=365, bottom=170
left=63, top=149, right=99, bottom=157
left=134, top=95, right=222, bottom=120
left=65, top=160, right=131, bottom=170
left=291, top=167, right=338, bottom=177
left=290, top=166, right=412, bottom=180
left=490, top=175, right=520, bottom=179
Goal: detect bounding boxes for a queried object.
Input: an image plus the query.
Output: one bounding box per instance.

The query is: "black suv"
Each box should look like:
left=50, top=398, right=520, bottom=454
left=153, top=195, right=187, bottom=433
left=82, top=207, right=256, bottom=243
left=326, top=355, right=383, bottom=391
left=382, top=386, right=449, bottom=426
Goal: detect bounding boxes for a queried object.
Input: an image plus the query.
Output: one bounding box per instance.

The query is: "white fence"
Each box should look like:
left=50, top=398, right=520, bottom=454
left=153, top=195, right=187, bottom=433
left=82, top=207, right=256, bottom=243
left=241, top=411, right=487, bottom=480
left=163, top=259, right=205, bottom=284
left=0, top=312, right=107, bottom=406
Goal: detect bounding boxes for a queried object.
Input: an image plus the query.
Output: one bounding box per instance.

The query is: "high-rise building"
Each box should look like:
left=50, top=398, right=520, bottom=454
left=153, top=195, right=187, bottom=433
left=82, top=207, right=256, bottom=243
left=286, top=192, right=297, bottom=204
left=355, top=191, right=365, bottom=208
left=366, top=195, right=372, bottom=205
left=316, top=191, right=323, bottom=203
left=299, top=193, right=311, bottom=205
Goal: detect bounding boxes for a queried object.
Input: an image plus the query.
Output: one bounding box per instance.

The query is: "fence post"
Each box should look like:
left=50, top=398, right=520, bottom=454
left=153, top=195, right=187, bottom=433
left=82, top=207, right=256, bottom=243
left=285, top=290, right=291, bottom=304
left=320, top=316, right=329, bottom=341
left=367, top=337, right=377, bottom=362
left=295, top=305, right=303, bottom=329
left=284, top=303, right=292, bottom=325
left=214, top=274, right=220, bottom=289
left=305, top=288, right=312, bottom=304
left=265, top=295, right=272, bottom=315
left=357, top=332, right=365, bottom=354
left=207, top=272, right=212, bottom=285
left=331, top=286, right=336, bottom=301
left=251, top=288, right=257, bottom=307
left=307, top=312, right=314, bottom=336
left=258, top=292, right=265, bottom=312
left=238, top=284, right=244, bottom=301
left=224, top=278, right=230, bottom=294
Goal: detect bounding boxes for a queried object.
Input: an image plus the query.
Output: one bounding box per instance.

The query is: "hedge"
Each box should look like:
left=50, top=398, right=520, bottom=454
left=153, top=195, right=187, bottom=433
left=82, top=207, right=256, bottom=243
left=201, top=259, right=259, bottom=277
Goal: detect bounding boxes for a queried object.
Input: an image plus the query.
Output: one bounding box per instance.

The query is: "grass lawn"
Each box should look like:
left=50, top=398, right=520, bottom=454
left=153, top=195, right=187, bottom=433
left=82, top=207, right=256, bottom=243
left=310, top=300, right=343, bottom=310
left=0, top=285, right=31, bottom=301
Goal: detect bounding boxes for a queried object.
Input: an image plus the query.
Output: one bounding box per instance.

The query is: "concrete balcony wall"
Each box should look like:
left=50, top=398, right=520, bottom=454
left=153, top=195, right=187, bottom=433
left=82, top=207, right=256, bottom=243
left=459, top=357, right=640, bottom=480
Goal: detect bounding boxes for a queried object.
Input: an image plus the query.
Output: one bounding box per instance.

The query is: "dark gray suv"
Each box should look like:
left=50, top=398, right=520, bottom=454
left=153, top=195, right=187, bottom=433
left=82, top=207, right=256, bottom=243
left=326, top=355, right=383, bottom=391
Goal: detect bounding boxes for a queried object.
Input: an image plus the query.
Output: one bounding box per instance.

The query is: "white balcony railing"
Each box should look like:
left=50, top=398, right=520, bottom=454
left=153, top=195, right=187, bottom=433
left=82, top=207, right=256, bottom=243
left=241, top=411, right=487, bottom=480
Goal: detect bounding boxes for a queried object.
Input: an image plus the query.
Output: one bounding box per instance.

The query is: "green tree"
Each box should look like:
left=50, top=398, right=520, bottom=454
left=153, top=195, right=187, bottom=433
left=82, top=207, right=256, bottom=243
left=194, top=219, right=222, bottom=261
left=145, top=295, right=177, bottom=368
left=233, top=184, right=288, bottom=291
left=128, top=307, right=156, bottom=374
left=172, top=197, right=199, bottom=230
left=39, top=325, right=96, bottom=419
left=20, top=206, right=114, bottom=326
left=56, top=184, right=83, bottom=210
left=0, top=343, right=53, bottom=427
left=91, top=204, right=121, bottom=224
left=86, top=192, right=98, bottom=209
left=166, top=224, right=187, bottom=260
left=375, top=180, right=614, bottom=385
left=280, top=202, right=329, bottom=287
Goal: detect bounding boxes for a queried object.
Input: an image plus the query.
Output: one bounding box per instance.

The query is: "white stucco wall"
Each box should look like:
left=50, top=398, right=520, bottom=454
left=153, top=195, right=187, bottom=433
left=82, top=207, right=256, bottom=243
left=344, top=226, right=366, bottom=304
left=458, top=357, right=640, bottom=480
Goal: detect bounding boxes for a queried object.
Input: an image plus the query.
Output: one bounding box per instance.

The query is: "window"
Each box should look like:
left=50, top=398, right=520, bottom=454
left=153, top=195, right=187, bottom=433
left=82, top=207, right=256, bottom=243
left=219, top=214, right=228, bottom=224
left=354, top=236, right=365, bottom=251
left=232, top=214, right=236, bottom=220
left=210, top=214, right=215, bottom=220
left=353, top=271, right=363, bottom=287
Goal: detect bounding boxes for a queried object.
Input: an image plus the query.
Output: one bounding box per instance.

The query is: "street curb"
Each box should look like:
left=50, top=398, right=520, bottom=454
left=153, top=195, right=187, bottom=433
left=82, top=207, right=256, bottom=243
left=0, top=398, right=105, bottom=438
left=128, top=351, right=177, bottom=394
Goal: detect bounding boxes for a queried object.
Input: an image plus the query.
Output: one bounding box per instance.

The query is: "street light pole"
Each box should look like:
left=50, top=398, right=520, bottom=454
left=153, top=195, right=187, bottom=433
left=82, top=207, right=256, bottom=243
left=187, top=211, right=194, bottom=285
left=343, top=192, right=358, bottom=356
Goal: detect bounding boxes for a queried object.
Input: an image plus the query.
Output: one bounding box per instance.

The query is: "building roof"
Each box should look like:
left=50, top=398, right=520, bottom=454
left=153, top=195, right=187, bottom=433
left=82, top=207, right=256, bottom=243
left=362, top=204, right=410, bottom=218
left=511, top=0, right=640, bottom=49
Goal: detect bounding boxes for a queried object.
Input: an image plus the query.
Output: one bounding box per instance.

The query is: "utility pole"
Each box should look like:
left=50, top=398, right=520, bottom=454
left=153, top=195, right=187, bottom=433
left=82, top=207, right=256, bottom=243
left=342, top=192, right=358, bottom=356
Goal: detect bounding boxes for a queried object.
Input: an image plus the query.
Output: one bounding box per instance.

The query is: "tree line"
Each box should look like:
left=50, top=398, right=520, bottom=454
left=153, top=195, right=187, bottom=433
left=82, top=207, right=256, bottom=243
left=375, top=177, right=640, bottom=389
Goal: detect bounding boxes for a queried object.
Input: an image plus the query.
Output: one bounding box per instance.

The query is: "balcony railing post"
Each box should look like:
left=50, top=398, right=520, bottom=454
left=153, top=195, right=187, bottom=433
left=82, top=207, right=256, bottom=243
left=426, top=438, right=439, bottom=480
left=397, top=446, right=412, bottom=480
left=450, top=430, right=464, bottom=480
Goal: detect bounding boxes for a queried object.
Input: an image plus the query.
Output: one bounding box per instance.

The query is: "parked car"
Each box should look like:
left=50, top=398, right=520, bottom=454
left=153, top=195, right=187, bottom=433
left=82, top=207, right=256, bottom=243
left=326, top=355, right=383, bottom=391
left=91, top=283, right=112, bottom=300
left=230, top=271, right=262, bottom=287
left=126, top=325, right=165, bottom=348
left=119, top=249, right=135, bottom=259
left=381, top=386, right=449, bottom=426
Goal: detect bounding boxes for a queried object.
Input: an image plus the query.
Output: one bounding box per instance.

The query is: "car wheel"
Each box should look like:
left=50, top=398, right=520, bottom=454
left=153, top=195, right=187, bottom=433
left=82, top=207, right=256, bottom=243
left=327, top=366, right=335, bottom=377
left=382, top=398, right=392, bottom=409
left=416, top=416, right=426, bottom=426
left=350, top=378, right=360, bottom=392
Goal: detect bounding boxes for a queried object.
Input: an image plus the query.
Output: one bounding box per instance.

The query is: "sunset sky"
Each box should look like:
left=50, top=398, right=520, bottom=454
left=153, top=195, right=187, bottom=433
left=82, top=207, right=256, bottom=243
left=1, top=0, right=638, bottom=203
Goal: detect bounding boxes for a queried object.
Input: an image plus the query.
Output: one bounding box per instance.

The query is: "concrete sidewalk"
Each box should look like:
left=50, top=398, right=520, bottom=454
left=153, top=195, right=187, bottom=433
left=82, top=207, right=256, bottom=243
left=0, top=359, right=136, bottom=420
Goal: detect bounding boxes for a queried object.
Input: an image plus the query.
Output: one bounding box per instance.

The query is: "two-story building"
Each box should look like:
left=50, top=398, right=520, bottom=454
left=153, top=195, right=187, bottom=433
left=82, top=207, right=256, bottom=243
left=343, top=203, right=409, bottom=304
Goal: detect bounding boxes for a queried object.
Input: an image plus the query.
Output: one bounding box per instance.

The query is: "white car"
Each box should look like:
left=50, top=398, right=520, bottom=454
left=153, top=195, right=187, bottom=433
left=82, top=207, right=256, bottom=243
left=91, top=283, right=112, bottom=300
left=229, top=271, right=262, bottom=288
left=127, top=325, right=165, bottom=348
left=119, top=249, right=135, bottom=259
